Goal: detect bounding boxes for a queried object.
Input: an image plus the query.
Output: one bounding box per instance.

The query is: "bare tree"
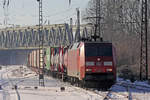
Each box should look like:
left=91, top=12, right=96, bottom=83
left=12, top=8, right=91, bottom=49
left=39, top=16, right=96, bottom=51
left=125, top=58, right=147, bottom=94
left=83, top=0, right=150, bottom=80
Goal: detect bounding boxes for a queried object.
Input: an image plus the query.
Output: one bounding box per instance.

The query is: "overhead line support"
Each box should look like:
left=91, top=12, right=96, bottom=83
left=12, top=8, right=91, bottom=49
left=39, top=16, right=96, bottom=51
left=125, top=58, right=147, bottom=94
left=37, top=0, right=45, bottom=86
left=140, top=0, right=148, bottom=80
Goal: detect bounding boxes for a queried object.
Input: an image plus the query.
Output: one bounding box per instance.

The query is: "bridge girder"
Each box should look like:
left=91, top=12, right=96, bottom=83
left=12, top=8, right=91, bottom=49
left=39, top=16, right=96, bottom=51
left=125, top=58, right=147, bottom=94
left=0, top=24, right=92, bottom=48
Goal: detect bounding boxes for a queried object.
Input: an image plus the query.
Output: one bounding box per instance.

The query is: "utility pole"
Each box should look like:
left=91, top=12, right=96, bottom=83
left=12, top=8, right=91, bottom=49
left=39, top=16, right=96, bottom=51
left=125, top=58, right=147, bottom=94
left=140, top=0, right=148, bottom=80
left=91, top=0, right=102, bottom=42
left=97, top=0, right=102, bottom=41
left=70, top=18, right=73, bottom=44
left=75, top=8, right=81, bottom=42
left=80, top=0, right=103, bottom=42
left=3, top=0, right=10, bottom=27
left=70, top=18, right=73, bottom=35
left=37, top=0, right=45, bottom=86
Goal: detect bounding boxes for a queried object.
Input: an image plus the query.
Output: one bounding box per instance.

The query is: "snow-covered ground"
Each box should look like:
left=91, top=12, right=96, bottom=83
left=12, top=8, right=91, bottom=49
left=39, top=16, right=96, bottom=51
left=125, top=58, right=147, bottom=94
left=0, top=65, right=150, bottom=100
left=0, top=65, right=103, bottom=100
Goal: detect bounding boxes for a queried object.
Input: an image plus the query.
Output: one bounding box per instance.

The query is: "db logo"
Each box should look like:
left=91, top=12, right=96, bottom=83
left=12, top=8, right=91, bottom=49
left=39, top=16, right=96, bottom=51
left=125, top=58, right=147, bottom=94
left=97, top=58, right=100, bottom=61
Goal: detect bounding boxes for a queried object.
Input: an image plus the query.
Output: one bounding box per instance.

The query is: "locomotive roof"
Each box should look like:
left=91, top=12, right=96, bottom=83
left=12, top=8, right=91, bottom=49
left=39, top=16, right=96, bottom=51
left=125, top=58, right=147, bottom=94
left=84, top=41, right=112, bottom=44
left=70, top=41, right=112, bottom=50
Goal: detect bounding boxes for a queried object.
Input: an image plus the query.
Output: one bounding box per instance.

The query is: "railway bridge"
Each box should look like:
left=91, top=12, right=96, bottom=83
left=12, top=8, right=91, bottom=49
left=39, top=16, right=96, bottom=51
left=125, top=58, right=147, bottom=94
left=0, top=24, right=92, bottom=48
left=0, top=24, right=92, bottom=65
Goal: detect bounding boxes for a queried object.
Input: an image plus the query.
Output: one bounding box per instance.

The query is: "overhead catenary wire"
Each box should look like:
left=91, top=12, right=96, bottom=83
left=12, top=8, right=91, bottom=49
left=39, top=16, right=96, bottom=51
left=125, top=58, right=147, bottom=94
left=3, top=0, right=80, bottom=26
left=42, top=0, right=83, bottom=24
left=43, top=1, right=81, bottom=18
left=52, top=12, right=76, bottom=24
left=44, top=7, right=74, bottom=18
left=1, top=0, right=87, bottom=26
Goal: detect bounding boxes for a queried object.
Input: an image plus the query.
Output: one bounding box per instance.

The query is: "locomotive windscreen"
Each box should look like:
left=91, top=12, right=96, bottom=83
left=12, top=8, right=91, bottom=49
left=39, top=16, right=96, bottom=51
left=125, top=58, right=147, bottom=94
left=85, top=43, right=112, bottom=57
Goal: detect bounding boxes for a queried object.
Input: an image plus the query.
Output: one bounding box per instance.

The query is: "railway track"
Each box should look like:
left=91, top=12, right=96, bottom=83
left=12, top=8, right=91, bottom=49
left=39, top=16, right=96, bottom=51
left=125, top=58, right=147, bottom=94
left=2, top=66, right=150, bottom=100
left=51, top=78, right=109, bottom=99
left=6, top=68, right=38, bottom=100
left=7, top=73, right=22, bottom=100
left=53, top=77, right=131, bottom=100
left=0, top=67, right=12, bottom=100
left=0, top=66, right=35, bottom=100
left=24, top=66, right=150, bottom=100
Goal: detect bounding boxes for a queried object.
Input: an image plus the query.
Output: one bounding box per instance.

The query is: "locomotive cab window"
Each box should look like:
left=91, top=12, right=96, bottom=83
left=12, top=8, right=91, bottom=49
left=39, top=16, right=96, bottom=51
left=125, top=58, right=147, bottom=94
left=85, top=43, right=112, bottom=57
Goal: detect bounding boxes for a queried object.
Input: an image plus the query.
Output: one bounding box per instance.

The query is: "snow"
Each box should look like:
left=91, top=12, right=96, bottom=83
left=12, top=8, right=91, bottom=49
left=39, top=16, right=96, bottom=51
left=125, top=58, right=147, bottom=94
left=0, top=91, right=3, bottom=100
left=16, top=87, right=102, bottom=100
left=108, top=78, right=150, bottom=100
left=1, top=65, right=150, bottom=100
left=0, top=65, right=103, bottom=100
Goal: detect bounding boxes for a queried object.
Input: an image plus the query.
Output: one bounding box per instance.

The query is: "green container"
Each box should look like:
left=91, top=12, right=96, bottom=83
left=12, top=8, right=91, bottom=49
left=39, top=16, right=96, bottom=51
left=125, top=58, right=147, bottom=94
left=45, top=47, right=51, bottom=70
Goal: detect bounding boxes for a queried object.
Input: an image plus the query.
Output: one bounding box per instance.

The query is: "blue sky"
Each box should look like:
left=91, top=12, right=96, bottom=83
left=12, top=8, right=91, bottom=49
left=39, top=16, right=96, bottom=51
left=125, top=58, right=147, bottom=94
left=0, top=0, right=90, bottom=27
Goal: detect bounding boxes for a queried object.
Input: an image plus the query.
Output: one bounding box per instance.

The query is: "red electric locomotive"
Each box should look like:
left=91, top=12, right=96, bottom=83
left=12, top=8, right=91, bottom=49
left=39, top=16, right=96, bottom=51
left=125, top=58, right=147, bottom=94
left=27, top=42, right=116, bottom=88
left=64, top=41, right=116, bottom=88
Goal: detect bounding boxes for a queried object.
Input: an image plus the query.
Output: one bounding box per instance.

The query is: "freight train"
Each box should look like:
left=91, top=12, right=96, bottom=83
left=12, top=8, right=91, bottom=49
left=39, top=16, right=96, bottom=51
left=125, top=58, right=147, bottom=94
left=27, top=41, right=116, bottom=88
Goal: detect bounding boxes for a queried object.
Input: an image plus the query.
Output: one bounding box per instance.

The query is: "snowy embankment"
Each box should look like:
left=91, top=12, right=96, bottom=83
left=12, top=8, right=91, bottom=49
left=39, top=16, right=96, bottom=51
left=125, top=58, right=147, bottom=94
left=0, top=65, right=150, bottom=100
left=0, top=65, right=103, bottom=100
left=105, top=78, right=150, bottom=100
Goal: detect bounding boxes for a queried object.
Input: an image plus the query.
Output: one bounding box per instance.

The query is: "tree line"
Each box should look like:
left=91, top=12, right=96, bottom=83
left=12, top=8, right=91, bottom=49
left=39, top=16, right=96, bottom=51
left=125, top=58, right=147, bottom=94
left=83, top=0, right=150, bottom=81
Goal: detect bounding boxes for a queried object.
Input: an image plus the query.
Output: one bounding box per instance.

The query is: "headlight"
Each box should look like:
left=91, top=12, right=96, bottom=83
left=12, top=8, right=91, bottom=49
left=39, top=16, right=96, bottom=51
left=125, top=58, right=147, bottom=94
left=104, top=61, right=112, bottom=66
left=106, top=68, right=113, bottom=72
left=86, top=62, right=95, bottom=66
